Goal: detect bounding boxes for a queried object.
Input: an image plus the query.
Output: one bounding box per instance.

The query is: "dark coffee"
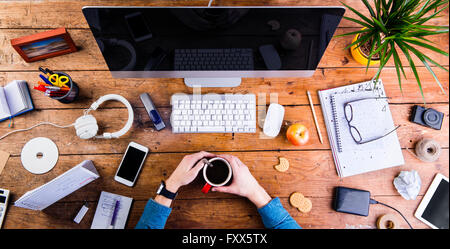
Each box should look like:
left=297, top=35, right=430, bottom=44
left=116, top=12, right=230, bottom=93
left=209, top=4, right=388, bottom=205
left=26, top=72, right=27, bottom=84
left=205, top=160, right=230, bottom=185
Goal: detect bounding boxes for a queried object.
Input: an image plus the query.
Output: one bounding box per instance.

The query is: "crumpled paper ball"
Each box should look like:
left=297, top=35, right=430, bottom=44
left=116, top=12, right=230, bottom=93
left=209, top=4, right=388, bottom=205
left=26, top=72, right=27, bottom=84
left=393, top=170, right=421, bottom=200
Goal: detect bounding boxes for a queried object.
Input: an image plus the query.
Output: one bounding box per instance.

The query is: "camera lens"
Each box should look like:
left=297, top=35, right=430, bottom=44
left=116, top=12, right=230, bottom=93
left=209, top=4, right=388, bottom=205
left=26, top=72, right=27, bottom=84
left=423, top=109, right=441, bottom=126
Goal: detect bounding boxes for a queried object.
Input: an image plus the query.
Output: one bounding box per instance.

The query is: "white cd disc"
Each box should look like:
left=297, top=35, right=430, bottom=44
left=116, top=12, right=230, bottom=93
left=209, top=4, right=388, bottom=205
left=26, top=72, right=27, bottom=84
left=21, top=137, right=59, bottom=174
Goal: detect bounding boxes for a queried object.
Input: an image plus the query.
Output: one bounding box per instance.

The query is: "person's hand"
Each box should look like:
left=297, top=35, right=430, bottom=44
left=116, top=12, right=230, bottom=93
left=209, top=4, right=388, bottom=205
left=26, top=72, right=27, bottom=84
left=165, top=151, right=215, bottom=193
left=211, top=154, right=272, bottom=208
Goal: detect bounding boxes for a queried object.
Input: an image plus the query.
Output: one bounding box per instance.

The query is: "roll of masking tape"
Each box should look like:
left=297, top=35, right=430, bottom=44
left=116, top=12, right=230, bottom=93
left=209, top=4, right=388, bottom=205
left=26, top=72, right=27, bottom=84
left=376, top=214, right=399, bottom=229
left=415, top=138, right=441, bottom=162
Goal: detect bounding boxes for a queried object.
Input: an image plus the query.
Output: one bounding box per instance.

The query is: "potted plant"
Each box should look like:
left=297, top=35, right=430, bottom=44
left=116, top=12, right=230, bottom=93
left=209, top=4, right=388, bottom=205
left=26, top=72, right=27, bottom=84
left=338, top=0, right=449, bottom=99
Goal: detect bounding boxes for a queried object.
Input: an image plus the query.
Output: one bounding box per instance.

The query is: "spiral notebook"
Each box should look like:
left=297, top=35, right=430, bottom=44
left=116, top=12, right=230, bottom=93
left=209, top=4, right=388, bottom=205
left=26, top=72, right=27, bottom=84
left=318, top=80, right=404, bottom=177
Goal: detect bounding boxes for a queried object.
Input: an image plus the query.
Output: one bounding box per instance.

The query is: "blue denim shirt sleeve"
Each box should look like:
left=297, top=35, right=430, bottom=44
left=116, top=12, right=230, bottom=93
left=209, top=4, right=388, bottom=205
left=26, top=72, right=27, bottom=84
left=135, top=198, right=172, bottom=229
left=257, top=197, right=301, bottom=229
left=135, top=197, right=300, bottom=229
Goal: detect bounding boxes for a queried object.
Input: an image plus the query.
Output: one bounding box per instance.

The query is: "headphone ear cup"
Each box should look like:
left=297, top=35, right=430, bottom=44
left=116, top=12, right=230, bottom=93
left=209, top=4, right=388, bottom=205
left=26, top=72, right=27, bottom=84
left=75, top=115, right=99, bottom=139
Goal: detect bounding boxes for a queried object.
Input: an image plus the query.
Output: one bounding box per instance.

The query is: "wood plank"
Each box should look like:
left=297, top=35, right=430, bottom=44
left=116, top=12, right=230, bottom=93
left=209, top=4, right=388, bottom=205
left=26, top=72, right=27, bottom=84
left=0, top=149, right=447, bottom=202
left=1, top=28, right=448, bottom=71
left=1, top=195, right=436, bottom=229
left=320, top=28, right=449, bottom=68
left=0, top=67, right=448, bottom=110
left=0, top=104, right=447, bottom=155
left=0, top=0, right=447, bottom=29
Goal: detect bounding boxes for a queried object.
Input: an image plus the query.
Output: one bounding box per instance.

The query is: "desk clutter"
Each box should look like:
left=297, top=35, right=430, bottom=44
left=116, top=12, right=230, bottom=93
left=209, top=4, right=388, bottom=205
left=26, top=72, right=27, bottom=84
left=0, top=74, right=447, bottom=229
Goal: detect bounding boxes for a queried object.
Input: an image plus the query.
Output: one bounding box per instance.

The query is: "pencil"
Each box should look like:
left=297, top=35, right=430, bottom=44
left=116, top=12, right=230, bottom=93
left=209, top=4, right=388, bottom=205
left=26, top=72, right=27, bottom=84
left=306, top=90, right=323, bottom=144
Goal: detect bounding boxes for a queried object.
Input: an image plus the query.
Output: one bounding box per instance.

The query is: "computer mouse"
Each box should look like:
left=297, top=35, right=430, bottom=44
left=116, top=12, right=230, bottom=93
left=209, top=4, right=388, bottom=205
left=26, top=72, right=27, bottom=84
left=259, top=44, right=282, bottom=70
left=263, top=103, right=285, bottom=137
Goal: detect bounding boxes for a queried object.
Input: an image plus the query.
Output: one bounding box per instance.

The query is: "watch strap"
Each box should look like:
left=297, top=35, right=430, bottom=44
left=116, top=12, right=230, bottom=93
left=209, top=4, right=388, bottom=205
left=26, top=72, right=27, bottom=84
left=158, top=181, right=177, bottom=200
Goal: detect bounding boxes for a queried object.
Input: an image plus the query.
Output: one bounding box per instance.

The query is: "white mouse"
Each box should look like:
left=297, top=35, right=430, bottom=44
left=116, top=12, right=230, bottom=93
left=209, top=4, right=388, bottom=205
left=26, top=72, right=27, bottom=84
left=263, top=103, right=285, bottom=137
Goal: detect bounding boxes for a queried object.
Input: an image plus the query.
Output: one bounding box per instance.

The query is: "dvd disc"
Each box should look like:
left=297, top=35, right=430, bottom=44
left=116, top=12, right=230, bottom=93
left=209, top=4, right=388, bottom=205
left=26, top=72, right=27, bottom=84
left=21, top=137, right=59, bottom=174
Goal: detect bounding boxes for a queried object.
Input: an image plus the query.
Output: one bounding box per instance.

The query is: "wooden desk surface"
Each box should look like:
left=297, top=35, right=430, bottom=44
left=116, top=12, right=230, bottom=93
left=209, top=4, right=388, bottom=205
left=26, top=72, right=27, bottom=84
left=0, top=0, right=448, bottom=229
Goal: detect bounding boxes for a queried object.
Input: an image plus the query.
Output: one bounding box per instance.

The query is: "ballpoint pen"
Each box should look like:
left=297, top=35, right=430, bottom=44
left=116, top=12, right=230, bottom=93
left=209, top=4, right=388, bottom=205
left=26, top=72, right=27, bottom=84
left=108, top=200, right=120, bottom=229
left=39, top=74, right=53, bottom=86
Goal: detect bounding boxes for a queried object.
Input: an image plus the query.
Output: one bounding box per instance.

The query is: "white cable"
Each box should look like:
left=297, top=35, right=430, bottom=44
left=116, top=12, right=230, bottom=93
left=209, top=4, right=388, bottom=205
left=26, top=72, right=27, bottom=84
left=208, top=0, right=214, bottom=7
left=0, top=122, right=74, bottom=141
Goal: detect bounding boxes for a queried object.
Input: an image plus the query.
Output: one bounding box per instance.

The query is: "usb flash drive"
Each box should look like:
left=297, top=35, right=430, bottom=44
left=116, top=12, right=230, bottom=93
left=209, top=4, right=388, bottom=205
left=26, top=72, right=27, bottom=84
left=140, top=93, right=165, bottom=131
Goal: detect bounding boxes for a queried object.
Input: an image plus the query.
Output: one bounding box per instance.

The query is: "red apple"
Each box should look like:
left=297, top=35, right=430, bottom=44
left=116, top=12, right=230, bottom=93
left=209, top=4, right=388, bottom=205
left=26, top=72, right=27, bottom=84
left=286, top=123, right=310, bottom=146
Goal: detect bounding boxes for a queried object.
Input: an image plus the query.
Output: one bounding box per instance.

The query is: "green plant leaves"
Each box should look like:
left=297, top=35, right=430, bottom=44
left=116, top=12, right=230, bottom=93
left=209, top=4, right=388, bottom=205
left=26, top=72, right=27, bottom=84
left=339, top=0, right=449, bottom=102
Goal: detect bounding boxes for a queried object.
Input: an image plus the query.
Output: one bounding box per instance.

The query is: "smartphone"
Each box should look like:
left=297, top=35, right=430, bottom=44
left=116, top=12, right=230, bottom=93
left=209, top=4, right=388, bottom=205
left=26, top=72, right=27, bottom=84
left=114, top=142, right=149, bottom=187
left=124, top=12, right=153, bottom=42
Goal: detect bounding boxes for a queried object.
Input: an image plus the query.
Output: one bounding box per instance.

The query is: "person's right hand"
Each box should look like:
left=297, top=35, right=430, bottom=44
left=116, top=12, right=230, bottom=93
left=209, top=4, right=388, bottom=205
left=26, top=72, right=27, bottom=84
left=211, top=154, right=272, bottom=208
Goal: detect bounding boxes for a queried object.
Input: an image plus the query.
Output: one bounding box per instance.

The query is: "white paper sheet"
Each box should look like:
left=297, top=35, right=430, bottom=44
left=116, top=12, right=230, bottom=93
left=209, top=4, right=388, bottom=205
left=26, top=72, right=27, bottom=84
left=14, top=160, right=100, bottom=210
left=90, top=191, right=133, bottom=229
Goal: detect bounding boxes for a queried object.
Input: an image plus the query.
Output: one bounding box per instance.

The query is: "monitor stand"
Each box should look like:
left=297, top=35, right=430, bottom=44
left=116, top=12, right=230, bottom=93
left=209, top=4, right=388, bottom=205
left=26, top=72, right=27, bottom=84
left=184, top=78, right=242, bottom=87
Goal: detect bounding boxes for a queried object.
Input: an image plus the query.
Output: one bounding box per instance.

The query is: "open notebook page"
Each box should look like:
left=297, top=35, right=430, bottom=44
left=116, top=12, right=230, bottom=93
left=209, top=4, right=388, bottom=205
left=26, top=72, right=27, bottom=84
left=4, top=82, right=26, bottom=115
left=0, top=88, right=11, bottom=119
left=332, top=91, right=404, bottom=177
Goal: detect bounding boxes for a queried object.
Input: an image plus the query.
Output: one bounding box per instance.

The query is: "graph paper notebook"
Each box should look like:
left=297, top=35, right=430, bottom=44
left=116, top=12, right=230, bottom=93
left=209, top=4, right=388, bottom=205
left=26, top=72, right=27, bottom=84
left=318, top=80, right=404, bottom=177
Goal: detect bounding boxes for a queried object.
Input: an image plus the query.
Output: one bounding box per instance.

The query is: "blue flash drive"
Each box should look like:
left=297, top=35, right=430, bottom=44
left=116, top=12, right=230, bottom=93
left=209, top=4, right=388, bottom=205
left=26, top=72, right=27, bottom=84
left=140, top=93, right=166, bottom=130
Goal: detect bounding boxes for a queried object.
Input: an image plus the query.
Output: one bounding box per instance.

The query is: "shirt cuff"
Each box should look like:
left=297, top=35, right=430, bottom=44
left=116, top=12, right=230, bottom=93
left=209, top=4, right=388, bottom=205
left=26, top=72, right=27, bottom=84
left=135, top=198, right=172, bottom=229
left=257, top=197, right=297, bottom=229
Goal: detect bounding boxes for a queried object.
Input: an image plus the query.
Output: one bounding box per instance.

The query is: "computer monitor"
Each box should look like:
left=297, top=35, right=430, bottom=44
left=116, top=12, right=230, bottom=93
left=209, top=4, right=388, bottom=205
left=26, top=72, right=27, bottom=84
left=82, top=6, right=345, bottom=87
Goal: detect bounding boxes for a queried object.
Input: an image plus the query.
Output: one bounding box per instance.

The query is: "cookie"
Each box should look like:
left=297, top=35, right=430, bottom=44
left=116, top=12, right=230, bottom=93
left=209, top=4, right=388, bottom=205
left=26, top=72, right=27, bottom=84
left=297, top=197, right=312, bottom=213
left=274, top=157, right=289, bottom=172
left=289, top=192, right=304, bottom=207
left=289, top=192, right=312, bottom=213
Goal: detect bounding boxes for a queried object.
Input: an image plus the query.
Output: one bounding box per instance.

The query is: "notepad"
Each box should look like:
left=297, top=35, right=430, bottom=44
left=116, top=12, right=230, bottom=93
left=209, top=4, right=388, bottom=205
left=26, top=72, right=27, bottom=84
left=14, top=160, right=100, bottom=210
left=0, top=80, right=34, bottom=122
left=318, top=80, right=404, bottom=177
left=91, top=191, right=133, bottom=229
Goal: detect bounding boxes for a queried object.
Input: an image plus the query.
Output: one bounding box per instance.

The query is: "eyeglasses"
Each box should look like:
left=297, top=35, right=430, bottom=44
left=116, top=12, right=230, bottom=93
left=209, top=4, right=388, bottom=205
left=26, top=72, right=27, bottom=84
left=344, top=97, right=401, bottom=145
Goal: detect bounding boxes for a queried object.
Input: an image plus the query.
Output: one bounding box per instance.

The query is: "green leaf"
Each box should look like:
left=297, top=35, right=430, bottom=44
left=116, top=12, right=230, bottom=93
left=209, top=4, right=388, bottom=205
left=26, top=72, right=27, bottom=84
left=335, top=29, right=370, bottom=38
left=392, top=44, right=407, bottom=78
left=365, top=33, right=380, bottom=72
left=416, top=4, right=449, bottom=25
left=362, top=0, right=377, bottom=18
left=401, top=42, right=448, bottom=95
left=341, top=1, right=376, bottom=26
left=391, top=45, right=404, bottom=94
left=371, top=17, right=388, bottom=34
left=341, top=16, right=374, bottom=29
left=343, top=31, right=374, bottom=50
left=422, top=54, right=449, bottom=72
left=403, top=37, right=449, bottom=56
left=396, top=41, right=426, bottom=102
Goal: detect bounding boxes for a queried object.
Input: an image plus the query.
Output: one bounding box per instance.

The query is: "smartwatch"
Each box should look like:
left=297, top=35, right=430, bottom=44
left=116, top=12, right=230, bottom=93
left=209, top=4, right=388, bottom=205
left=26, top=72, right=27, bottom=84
left=156, top=181, right=177, bottom=200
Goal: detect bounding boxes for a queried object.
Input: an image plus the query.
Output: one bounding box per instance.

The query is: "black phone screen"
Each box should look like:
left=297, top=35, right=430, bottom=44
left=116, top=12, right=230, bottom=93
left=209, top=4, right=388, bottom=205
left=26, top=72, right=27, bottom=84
left=116, top=146, right=147, bottom=182
left=421, top=179, right=449, bottom=229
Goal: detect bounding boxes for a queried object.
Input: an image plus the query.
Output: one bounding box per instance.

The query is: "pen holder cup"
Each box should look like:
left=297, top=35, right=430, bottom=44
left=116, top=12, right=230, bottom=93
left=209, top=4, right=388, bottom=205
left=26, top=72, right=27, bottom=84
left=51, top=72, right=79, bottom=103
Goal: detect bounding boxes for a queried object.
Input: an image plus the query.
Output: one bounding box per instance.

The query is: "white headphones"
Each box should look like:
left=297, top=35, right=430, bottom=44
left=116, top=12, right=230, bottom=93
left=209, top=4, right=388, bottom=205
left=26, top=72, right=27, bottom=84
left=74, top=94, right=134, bottom=139
left=0, top=94, right=134, bottom=141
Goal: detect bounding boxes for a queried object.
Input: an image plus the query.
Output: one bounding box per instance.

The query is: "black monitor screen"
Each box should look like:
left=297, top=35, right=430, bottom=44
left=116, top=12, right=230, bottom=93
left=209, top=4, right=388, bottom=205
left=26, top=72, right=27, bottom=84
left=83, top=7, right=344, bottom=72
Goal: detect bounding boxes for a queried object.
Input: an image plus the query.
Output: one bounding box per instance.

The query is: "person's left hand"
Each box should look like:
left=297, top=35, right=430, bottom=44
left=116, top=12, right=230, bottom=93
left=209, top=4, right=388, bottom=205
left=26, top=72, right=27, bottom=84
left=165, top=151, right=215, bottom=192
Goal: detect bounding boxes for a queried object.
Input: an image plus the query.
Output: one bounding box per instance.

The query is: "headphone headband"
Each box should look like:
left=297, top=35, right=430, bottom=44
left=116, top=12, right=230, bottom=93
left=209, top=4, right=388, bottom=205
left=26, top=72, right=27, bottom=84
left=92, top=94, right=134, bottom=139
left=76, top=94, right=134, bottom=139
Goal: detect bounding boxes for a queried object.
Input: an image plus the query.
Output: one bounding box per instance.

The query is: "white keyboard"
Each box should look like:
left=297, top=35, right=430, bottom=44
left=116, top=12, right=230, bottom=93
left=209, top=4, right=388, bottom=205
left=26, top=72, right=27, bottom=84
left=171, top=94, right=256, bottom=133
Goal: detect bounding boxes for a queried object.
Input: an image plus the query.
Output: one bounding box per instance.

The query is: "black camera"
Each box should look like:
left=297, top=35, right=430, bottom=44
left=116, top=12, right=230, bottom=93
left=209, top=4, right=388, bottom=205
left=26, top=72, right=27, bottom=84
left=410, top=105, right=444, bottom=130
